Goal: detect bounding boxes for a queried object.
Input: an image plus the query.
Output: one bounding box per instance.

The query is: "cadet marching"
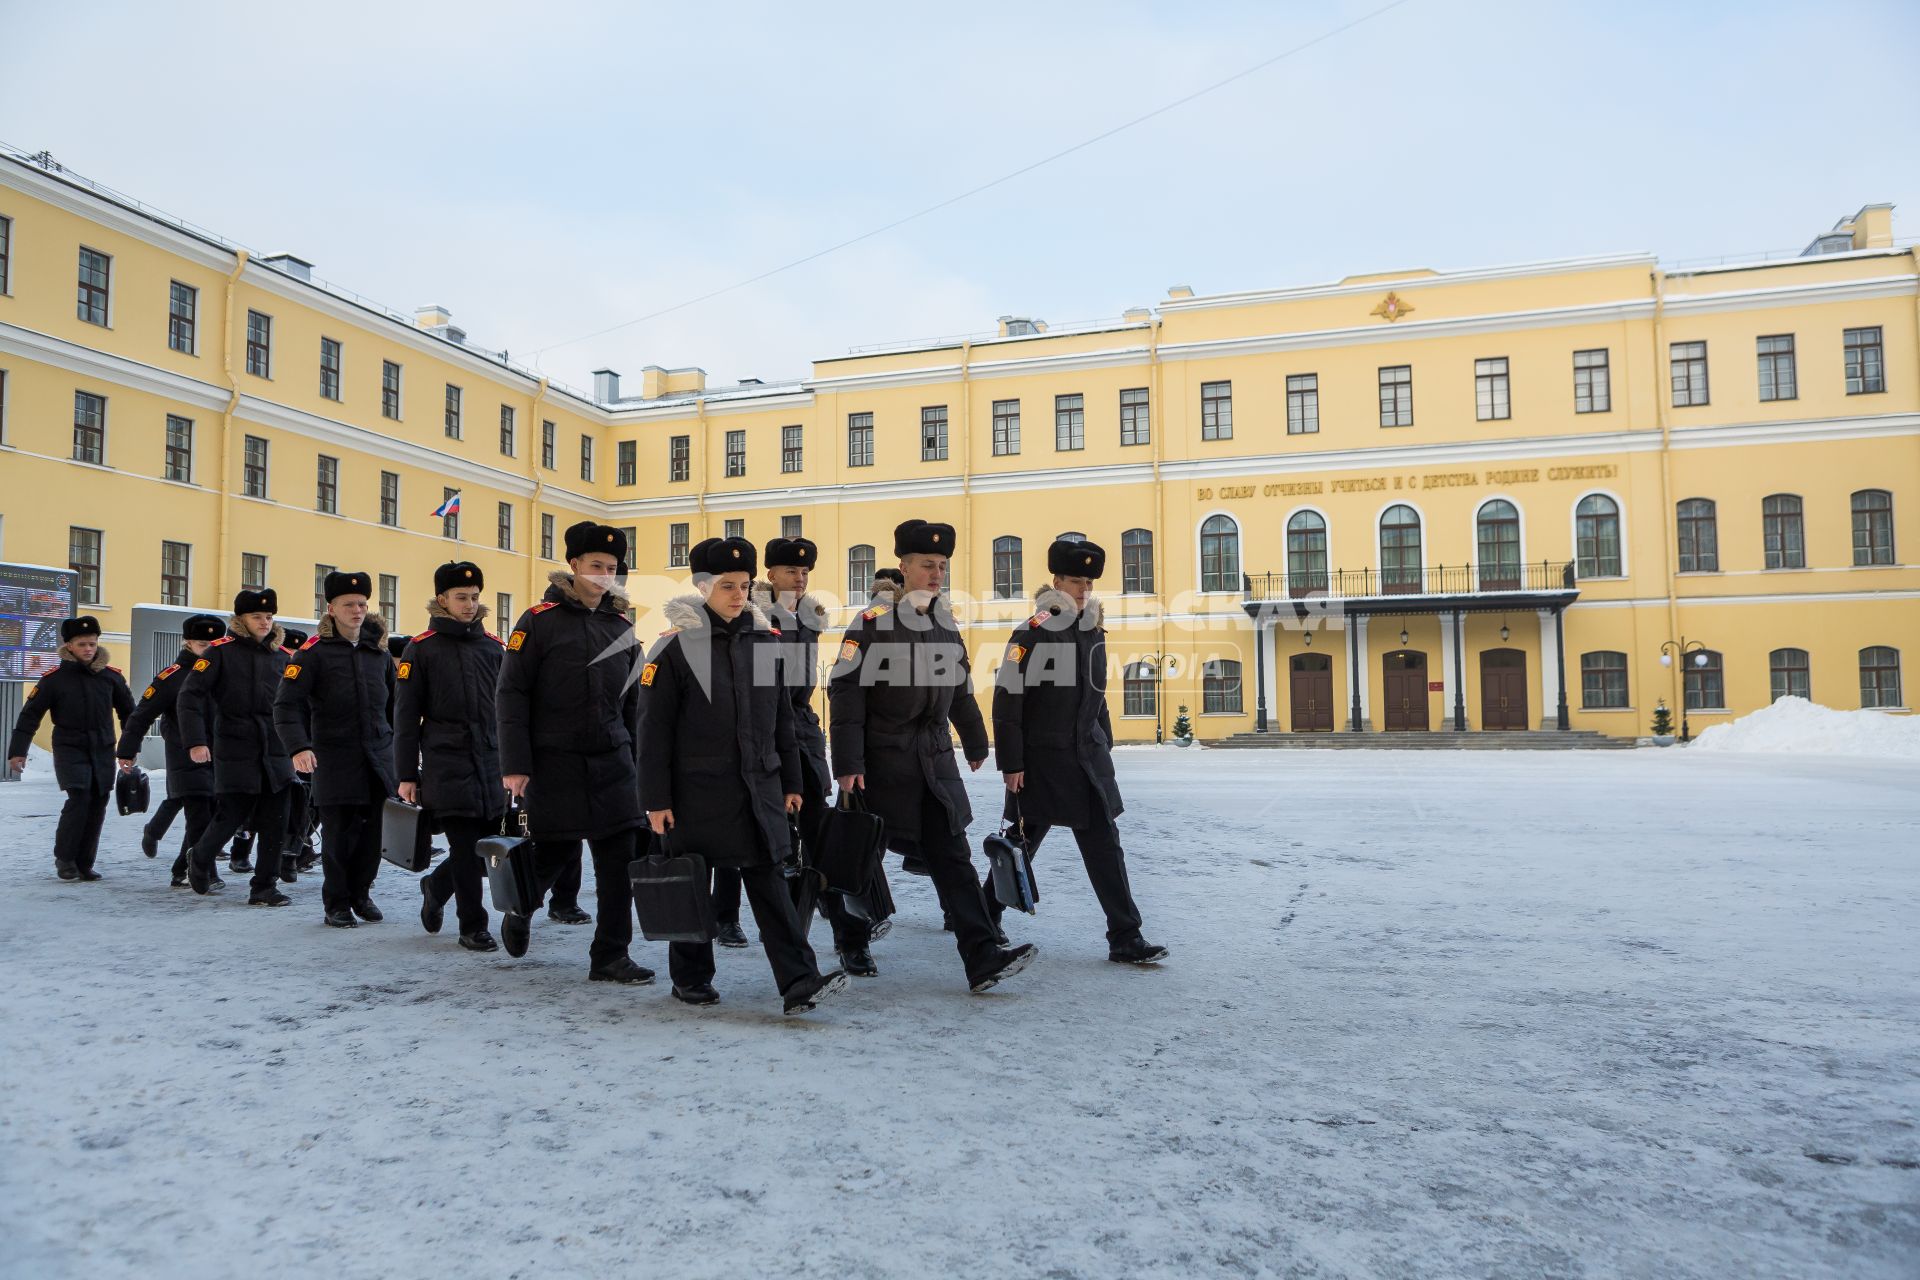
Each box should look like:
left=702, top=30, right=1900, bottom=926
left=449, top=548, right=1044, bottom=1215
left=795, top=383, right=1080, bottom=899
left=8, top=519, right=1165, bottom=1016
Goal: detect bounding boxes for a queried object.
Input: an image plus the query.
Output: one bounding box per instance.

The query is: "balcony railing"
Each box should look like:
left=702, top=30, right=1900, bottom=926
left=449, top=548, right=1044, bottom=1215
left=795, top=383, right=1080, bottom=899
left=1243, top=560, right=1578, bottom=602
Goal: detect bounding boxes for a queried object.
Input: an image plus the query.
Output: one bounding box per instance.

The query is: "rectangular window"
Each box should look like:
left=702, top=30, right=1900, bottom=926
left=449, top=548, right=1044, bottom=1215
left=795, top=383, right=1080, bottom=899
left=77, top=247, right=110, bottom=325
left=1756, top=334, right=1796, bottom=402
left=69, top=527, right=103, bottom=604
left=168, top=281, right=197, bottom=354
left=441, top=487, right=460, bottom=540
left=1119, top=387, right=1149, bottom=446
left=72, top=391, right=106, bottom=464
left=991, top=399, right=1021, bottom=456
left=668, top=522, right=690, bottom=567
left=160, top=541, right=190, bottom=607
left=669, top=434, right=690, bottom=482
left=1685, top=652, right=1726, bottom=711
left=1378, top=365, right=1413, bottom=427
left=379, top=574, right=398, bottom=621
left=1474, top=357, right=1511, bottom=421
left=313, top=564, right=335, bottom=617
left=724, top=518, right=745, bottom=540
left=444, top=384, right=462, bottom=438
left=319, top=337, right=342, bottom=401
left=1670, top=340, right=1709, bottom=407
left=0, top=214, right=10, bottom=294
left=1762, top=495, right=1805, bottom=569
left=315, top=454, right=338, bottom=514
left=541, top=419, right=556, bottom=468
left=381, top=360, right=402, bottom=419
left=616, top=439, right=637, bottom=486
left=1844, top=326, right=1886, bottom=395
left=848, top=412, right=874, bottom=467
left=782, top=514, right=802, bottom=538
left=781, top=424, right=803, bottom=473
left=243, top=435, right=269, bottom=498
left=499, top=405, right=515, bottom=457
left=921, top=406, right=948, bottom=461
left=164, top=414, right=193, bottom=482
left=576, top=434, right=592, bottom=482
left=495, top=592, right=512, bottom=624
left=245, top=310, right=271, bottom=377
left=540, top=513, right=555, bottom=560
left=379, top=471, right=399, bottom=526
left=241, top=553, right=267, bottom=592
left=1286, top=375, right=1319, bottom=435
left=1580, top=652, right=1629, bottom=709
left=1054, top=394, right=1084, bottom=451
left=497, top=501, right=513, bottom=551
left=1200, top=381, right=1233, bottom=440
left=724, top=429, right=746, bottom=477
left=1573, top=348, right=1610, bottom=413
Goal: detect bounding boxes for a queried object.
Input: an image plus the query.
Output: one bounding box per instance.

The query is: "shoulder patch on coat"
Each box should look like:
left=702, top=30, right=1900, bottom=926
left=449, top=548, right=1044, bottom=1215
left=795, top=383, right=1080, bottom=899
left=412, top=629, right=435, bottom=642
left=156, top=664, right=180, bottom=680
left=142, top=685, right=157, bottom=700
left=192, top=658, right=211, bottom=672
left=396, top=661, right=412, bottom=680
left=282, top=664, right=302, bottom=680
left=640, top=663, right=657, bottom=687
left=208, top=636, right=233, bottom=648
left=531, top=601, right=559, bottom=615
left=862, top=605, right=889, bottom=621
left=506, top=631, right=526, bottom=651
left=1006, top=643, right=1028, bottom=664
left=1026, top=611, right=1051, bottom=629
left=838, top=637, right=861, bottom=663
left=300, top=636, right=321, bottom=650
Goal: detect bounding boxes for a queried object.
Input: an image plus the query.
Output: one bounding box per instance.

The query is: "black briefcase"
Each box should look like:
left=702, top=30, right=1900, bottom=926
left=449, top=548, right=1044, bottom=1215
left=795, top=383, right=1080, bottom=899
left=814, top=788, right=885, bottom=896
left=628, top=836, right=716, bottom=944
left=478, top=806, right=540, bottom=917
left=838, top=857, right=896, bottom=925
left=379, top=797, right=435, bottom=872
left=114, top=766, right=151, bottom=816
left=985, top=808, right=1039, bottom=914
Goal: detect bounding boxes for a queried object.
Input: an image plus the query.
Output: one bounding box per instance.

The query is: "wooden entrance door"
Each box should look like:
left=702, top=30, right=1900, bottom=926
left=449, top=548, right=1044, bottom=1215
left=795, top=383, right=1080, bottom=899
left=1382, top=650, right=1430, bottom=731
left=1289, top=653, right=1334, bottom=732
left=1480, top=648, right=1529, bottom=729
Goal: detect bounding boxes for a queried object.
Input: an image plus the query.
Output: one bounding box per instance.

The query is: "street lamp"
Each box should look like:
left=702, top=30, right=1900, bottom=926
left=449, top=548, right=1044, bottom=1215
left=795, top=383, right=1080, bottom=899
left=1140, top=652, right=1177, bottom=743
left=1659, top=638, right=1710, bottom=742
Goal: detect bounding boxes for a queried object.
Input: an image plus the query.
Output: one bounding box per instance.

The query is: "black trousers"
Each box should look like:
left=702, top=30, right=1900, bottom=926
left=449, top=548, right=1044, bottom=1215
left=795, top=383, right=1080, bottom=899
left=669, top=862, right=820, bottom=996
left=543, top=851, right=585, bottom=914
left=166, top=797, right=215, bottom=877
left=144, top=795, right=185, bottom=844
left=712, top=866, right=743, bottom=925
left=902, top=788, right=1000, bottom=976
left=985, top=819, right=1144, bottom=945
left=426, top=816, right=492, bottom=935
left=529, top=831, right=637, bottom=969
left=191, top=787, right=291, bottom=894
left=54, top=786, right=110, bottom=871
left=319, top=778, right=389, bottom=915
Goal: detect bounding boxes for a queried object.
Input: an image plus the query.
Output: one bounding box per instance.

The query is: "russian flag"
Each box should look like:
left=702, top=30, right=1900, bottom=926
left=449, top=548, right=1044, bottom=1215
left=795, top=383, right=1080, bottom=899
left=432, top=492, right=461, bottom=518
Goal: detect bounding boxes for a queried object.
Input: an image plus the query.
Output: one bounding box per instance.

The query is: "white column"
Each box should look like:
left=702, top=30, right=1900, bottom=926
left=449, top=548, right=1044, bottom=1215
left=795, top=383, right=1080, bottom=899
left=1439, top=610, right=1459, bottom=730
left=1260, top=618, right=1280, bottom=731
left=1355, top=615, right=1372, bottom=730
left=1536, top=608, right=1558, bottom=730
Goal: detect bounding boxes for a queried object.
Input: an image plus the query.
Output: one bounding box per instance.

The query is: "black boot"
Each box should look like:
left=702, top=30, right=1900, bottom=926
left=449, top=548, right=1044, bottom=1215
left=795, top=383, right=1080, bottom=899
left=547, top=903, right=591, bottom=926
left=672, top=982, right=720, bottom=1006
left=1109, top=937, right=1169, bottom=965
left=170, top=853, right=189, bottom=888
left=419, top=879, right=445, bottom=934
left=324, top=907, right=357, bottom=928
left=783, top=970, right=849, bottom=1016
left=501, top=913, right=531, bottom=957
left=78, top=866, right=103, bottom=881
left=56, top=859, right=79, bottom=881
left=588, top=956, right=656, bottom=985
left=715, top=921, right=750, bottom=948
left=297, top=850, right=319, bottom=872
left=248, top=888, right=291, bottom=907
left=351, top=898, right=383, bottom=923
left=187, top=856, right=214, bottom=895
left=968, top=943, right=1039, bottom=994
left=868, top=917, right=893, bottom=941
left=229, top=850, right=251, bottom=874
left=458, top=930, right=498, bottom=952
left=140, top=831, right=158, bottom=859
left=837, top=947, right=878, bottom=977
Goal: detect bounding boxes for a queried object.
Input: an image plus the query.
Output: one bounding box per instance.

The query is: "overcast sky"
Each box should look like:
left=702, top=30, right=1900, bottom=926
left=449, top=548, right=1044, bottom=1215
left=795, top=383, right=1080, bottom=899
left=4, top=0, right=1915, bottom=394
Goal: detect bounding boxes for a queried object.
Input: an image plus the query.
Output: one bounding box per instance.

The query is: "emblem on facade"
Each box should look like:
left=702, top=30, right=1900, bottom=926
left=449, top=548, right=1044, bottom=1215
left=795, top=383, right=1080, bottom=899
left=1370, top=292, right=1415, bottom=322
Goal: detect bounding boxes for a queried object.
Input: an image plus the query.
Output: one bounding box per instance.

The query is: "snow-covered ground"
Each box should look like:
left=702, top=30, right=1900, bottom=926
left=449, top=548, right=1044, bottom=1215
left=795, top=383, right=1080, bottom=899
left=1, top=746, right=1915, bottom=1279
left=1691, top=695, right=1920, bottom=758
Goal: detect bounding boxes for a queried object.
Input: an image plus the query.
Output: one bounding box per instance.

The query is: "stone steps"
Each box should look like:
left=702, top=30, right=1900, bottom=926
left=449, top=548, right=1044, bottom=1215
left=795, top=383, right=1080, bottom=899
left=1207, top=729, right=1639, bottom=750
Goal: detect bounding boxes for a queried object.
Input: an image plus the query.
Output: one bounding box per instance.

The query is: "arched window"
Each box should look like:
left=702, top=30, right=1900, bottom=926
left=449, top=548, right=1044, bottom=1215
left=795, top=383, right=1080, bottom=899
left=1121, top=529, right=1155, bottom=595
left=1122, top=662, right=1157, bottom=717
left=1379, top=504, right=1422, bottom=593
left=1580, top=651, right=1628, bottom=709
left=1762, top=494, right=1805, bottom=569
left=1477, top=499, right=1521, bottom=589
left=1202, top=658, right=1243, bottom=714
left=992, top=536, right=1023, bottom=599
left=1852, top=489, right=1895, bottom=565
left=1769, top=647, right=1810, bottom=702
left=1056, top=531, right=1086, bottom=543
left=1200, top=515, right=1240, bottom=593
left=1684, top=648, right=1725, bottom=711
left=1286, top=511, right=1328, bottom=596
left=1859, top=646, right=1902, bottom=708
left=1677, top=498, right=1719, bottom=573
left=1575, top=494, right=1621, bottom=578
left=847, top=544, right=875, bottom=599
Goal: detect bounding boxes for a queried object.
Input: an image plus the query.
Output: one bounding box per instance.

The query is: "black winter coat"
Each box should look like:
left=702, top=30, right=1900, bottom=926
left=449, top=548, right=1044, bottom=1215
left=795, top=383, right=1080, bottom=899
left=640, top=595, right=801, bottom=868
left=273, top=613, right=398, bottom=808
left=827, top=579, right=989, bottom=843
left=177, top=621, right=296, bottom=795
left=394, top=602, right=507, bottom=822
left=8, top=643, right=133, bottom=793
left=750, top=581, right=831, bottom=795
left=496, top=572, right=644, bottom=842
left=115, top=646, right=216, bottom=798
left=992, top=587, right=1124, bottom=830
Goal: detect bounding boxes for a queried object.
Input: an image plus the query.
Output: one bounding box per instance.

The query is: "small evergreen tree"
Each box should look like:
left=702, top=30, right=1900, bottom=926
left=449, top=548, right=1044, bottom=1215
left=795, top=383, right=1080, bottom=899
left=1651, top=699, right=1674, bottom=737
left=1172, top=705, right=1192, bottom=740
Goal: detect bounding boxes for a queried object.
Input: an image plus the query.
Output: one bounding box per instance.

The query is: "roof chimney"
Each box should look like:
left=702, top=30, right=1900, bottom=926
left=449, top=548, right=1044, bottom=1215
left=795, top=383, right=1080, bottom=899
left=415, top=305, right=465, bottom=346
left=998, top=316, right=1046, bottom=337
left=261, top=253, right=313, bottom=282
left=1122, top=307, right=1152, bottom=323
left=593, top=369, right=621, bottom=402
left=1166, top=284, right=1194, bottom=300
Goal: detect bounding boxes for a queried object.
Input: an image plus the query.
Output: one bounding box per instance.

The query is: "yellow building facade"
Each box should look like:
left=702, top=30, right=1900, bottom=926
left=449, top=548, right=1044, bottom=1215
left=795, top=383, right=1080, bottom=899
left=2, top=148, right=1914, bottom=742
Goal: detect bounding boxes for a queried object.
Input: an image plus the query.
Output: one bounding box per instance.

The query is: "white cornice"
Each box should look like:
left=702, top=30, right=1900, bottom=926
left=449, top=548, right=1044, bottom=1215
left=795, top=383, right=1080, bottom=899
left=0, top=158, right=236, bottom=273
left=0, top=321, right=229, bottom=411
left=1156, top=253, right=1659, bottom=314
left=1658, top=273, right=1917, bottom=317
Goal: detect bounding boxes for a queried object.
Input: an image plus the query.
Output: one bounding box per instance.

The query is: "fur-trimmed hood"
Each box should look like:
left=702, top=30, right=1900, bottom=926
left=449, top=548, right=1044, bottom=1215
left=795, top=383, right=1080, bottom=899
left=227, top=615, right=287, bottom=650
left=548, top=569, right=631, bottom=616
left=749, top=581, right=830, bottom=632
left=1033, top=583, right=1104, bottom=629
left=867, top=575, right=905, bottom=607
left=56, top=641, right=113, bottom=671
left=424, top=599, right=491, bottom=624
left=317, top=611, right=389, bottom=647
left=662, top=592, right=772, bottom=634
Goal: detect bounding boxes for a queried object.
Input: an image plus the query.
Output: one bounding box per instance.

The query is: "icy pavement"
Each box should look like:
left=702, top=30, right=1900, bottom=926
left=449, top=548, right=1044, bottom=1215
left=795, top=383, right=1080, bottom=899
left=0, top=746, right=1915, bottom=1280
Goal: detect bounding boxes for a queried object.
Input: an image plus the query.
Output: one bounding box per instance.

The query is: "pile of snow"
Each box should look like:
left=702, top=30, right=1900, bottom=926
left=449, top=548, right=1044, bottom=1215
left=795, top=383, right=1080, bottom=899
left=1692, top=695, right=1920, bottom=758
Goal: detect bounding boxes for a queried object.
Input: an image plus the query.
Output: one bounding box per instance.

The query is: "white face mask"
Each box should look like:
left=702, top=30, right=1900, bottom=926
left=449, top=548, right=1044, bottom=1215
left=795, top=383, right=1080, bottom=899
left=579, top=573, right=616, bottom=595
